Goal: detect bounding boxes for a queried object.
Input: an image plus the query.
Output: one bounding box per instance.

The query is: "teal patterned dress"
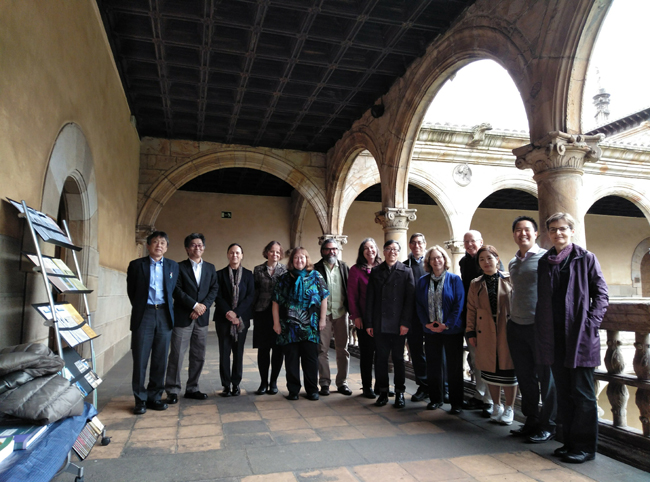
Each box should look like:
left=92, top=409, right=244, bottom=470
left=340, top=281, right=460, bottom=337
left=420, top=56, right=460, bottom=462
left=272, top=270, right=329, bottom=346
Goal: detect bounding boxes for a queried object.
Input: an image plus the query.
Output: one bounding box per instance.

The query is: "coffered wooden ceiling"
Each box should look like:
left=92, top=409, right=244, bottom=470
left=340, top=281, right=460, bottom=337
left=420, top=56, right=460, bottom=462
left=98, top=0, right=475, bottom=152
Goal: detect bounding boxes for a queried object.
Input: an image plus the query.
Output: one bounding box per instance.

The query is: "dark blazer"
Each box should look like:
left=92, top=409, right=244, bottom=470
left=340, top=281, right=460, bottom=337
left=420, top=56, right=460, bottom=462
left=173, top=259, right=219, bottom=328
left=214, top=266, right=255, bottom=329
left=314, top=259, right=350, bottom=311
left=364, top=261, right=415, bottom=334
left=127, top=256, right=179, bottom=332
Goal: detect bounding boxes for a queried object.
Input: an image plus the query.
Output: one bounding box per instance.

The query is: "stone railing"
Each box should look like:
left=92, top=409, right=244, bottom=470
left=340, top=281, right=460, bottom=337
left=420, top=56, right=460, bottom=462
left=596, top=298, right=650, bottom=471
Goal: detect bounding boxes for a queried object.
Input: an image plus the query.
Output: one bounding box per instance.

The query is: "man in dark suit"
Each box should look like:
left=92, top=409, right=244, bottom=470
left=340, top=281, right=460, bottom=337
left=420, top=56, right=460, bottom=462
left=164, top=233, right=218, bottom=404
left=127, top=231, right=179, bottom=415
left=365, top=240, right=415, bottom=409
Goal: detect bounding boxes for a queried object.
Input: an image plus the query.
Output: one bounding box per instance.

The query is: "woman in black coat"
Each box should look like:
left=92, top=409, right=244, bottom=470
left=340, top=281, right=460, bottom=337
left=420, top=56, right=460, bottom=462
left=214, top=243, right=255, bottom=397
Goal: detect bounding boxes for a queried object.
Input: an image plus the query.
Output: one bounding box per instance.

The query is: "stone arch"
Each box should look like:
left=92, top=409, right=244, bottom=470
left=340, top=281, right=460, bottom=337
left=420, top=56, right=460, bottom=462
left=631, top=238, right=650, bottom=296
left=584, top=184, right=650, bottom=223
left=328, top=129, right=383, bottom=234
left=566, top=0, right=614, bottom=133
left=138, top=148, right=329, bottom=237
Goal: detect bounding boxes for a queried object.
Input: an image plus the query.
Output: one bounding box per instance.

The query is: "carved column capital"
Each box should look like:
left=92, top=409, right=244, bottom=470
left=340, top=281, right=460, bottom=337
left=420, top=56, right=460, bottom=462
left=374, top=208, right=417, bottom=230
left=444, top=239, right=465, bottom=255
left=136, top=224, right=155, bottom=246
left=513, top=131, right=605, bottom=175
left=317, top=235, right=348, bottom=248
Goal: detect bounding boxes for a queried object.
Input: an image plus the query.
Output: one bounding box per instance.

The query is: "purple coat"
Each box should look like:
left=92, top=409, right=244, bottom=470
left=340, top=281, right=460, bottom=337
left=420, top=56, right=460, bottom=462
left=535, top=244, right=608, bottom=368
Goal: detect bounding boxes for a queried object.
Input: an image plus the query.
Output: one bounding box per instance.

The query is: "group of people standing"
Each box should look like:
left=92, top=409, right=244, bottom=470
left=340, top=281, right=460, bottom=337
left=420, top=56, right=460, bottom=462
left=126, top=210, right=608, bottom=465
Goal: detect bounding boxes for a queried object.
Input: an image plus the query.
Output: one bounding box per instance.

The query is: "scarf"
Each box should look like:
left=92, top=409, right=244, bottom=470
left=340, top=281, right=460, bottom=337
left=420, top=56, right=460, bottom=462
left=291, top=269, right=309, bottom=303
left=229, top=265, right=245, bottom=340
left=484, top=272, right=500, bottom=318
left=548, top=244, right=574, bottom=294
left=547, top=243, right=574, bottom=265
left=428, top=271, right=446, bottom=327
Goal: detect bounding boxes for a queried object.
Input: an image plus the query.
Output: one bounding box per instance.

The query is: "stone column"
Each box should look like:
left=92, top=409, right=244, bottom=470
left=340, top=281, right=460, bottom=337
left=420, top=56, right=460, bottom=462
left=136, top=224, right=154, bottom=258
left=374, top=208, right=417, bottom=253
left=513, top=132, right=604, bottom=249
left=445, top=239, right=465, bottom=276
left=317, top=234, right=348, bottom=260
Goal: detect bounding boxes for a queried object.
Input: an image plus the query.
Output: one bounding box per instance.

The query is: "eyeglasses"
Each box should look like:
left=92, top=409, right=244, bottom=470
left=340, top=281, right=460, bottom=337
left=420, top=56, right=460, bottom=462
left=322, top=247, right=338, bottom=252
left=384, top=248, right=399, bottom=253
left=549, top=226, right=571, bottom=234
left=410, top=241, right=424, bottom=246
left=188, top=244, right=204, bottom=249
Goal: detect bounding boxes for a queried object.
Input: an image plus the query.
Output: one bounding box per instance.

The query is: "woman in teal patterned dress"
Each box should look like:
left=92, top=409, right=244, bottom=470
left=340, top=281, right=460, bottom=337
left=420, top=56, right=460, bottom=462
left=272, top=247, right=329, bottom=401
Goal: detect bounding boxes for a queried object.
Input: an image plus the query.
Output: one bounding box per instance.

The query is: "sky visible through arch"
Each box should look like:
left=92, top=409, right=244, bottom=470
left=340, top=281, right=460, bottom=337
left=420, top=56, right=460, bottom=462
left=423, top=0, right=650, bottom=133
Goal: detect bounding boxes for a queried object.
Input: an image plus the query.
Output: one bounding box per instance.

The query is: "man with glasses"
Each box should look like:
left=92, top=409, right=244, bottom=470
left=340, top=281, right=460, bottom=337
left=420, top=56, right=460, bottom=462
left=404, top=233, right=429, bottom=402
left=314, top=239, right=352, bottom=396
left=365, top=240, right=415, bottom=408
left=165, top=233, right=218, bottom=403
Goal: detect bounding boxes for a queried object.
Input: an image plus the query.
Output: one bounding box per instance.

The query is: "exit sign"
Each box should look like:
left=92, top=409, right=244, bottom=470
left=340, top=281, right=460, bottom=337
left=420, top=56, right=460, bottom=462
left=221, top=211, right=232, bottom=219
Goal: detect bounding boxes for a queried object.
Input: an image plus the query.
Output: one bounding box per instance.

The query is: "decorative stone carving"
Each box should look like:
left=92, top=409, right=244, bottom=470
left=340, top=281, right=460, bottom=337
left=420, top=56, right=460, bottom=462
left=444, top=239, right=465, bottom=254
left=636, top=388, right=650, bottom=437
left=607, top=381, right=629, bottom=428
left=467, top=123, right=492, bottom=147
left=513, top=131, right=605, bottom=175
left=374, top=208, right=417, bottom=230
left=633, top=332, right=650, bottom=380
left=317, top=234, right=348, bottom=258
left=605, top=330, right=626, bottom=374
left=136, top=224, right=155, bottom=246
left=453, top=163, right=472, bottom=186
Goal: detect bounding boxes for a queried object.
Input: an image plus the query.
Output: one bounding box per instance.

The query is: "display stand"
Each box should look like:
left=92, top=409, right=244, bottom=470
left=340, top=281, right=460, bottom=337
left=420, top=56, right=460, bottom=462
left=6, top=199, right=110, bottom=481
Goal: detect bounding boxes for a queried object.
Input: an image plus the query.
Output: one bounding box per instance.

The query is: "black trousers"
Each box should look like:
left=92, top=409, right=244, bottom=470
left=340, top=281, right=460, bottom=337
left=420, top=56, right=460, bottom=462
left=424, top=333, right=464, bottom=407
left=216, top=322, right=248, bottom=388
left=283, top=341, right=319, bottom=395
left=552, top=362, right=598, bottom=453
left=407, top=318, right=427, bottom=388
left=131, top=307, right=172, bottom=402
left=375, top=332, right=406, bottom=393
left=356, top=327, right=376, bottom=390
left=255, top=307, right=284, bottom=386
left=507, top=322, right=556, bottom=431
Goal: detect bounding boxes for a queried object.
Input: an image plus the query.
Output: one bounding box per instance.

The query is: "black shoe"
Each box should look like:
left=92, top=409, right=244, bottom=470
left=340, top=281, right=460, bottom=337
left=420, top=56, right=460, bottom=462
left=133, top=401, right=147, bottom=415
left=443, top=392, right=450, bottom=404
left=527, top=430, right=554, bottom=444
left=362, top=387, right=377, bottom=399
left=427, top=401, right=443, bottom=410
left=481, top=404, right=494, bottom=418
left=388, top=390, right=395, bottom=397
left=221, top=386, right=231, bottom=397
left=231, top=386, right=241, bottom=396
left=145, top=400, right=168, bottom=411
left=267, top=385, right=278, bottom=395
left=449, top=406, right=462, bottom=415
left=510, top=425, right=535, bottom=436
left=256, top=384, right=268, bottom=395
left=286, top=392, right=299, bottom=401
left=375, top=392, right=389, bottom=407
left=462, top=398, right=483, bottom=410
left=184, top=390, right=208, bottom=400
left=394, top=392, right=405, bottom=408
left=319, top=386, right=330, bottom=396
left=166, top=393, right=178, bottom=404
left=337, top=385, right=352, bottom=396
left=553, top=445, right=570, bottom=457
left=306, top=392, right=320, bottom=401
left=563, top=451, right=595, bottom=464
left=411, top=386, right=428, bottom=402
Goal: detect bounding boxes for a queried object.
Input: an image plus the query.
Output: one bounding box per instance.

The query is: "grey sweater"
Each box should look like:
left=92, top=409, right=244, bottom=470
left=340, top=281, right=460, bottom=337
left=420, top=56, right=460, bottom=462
left=508, top=247, right=547, bottom=325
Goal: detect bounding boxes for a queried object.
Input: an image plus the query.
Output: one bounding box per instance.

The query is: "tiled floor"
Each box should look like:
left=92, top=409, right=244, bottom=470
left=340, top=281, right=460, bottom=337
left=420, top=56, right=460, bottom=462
left=56, top=330, right=649, bottom=482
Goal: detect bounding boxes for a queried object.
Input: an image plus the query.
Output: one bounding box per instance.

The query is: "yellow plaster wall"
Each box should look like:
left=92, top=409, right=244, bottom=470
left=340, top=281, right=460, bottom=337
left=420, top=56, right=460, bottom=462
left=0, top=1, right=140, bottom=269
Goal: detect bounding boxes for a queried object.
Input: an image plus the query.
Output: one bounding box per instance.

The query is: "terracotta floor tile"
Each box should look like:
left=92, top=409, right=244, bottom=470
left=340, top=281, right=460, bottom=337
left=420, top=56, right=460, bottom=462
left=355, top=423, right=406, bottom=438
left=259, top=408, right=302, bottom=420
left=240, top=472, right=297, bottom=482
left=129, top=426, right=177, bottom=442
left=100, top=429, right=131, bottom=444
left=177, top=435, right=224, bottom=453
left=297, top=467, right=358, bottom=482
left=449, top=455, right=519, bottom=477
left=244, top=367, right=259, bottom=373
left=84, top=442, right=125, bottom=460
left=524, top=469, right=597, bottom=482
left=304, top=415, right=349, bottom=429
left=134, top=415, right=178, bottom=429
left=380, top=411, right=428, bottom=423
left=294, top=405, right=338, bottom=417
left=181, top=414, right=219, bottom=426
left=342, top=414, right=386, bottom=426
left=255, top=400, right=294, bottom=411
left=354, top=462, right=417, bottom=482
left=401, top=459, right=473, bottom=482
left=178, top=423, right=223, bottom=438
left=266, top=417, right=310, bottom=431
left=416, top=410, right=452, bottom=422
left=475, top=473, right=538, bottom=482
left=126, top=438, right=177, bottom=454
left=316, top=425, right=366, bottom=441
left=398, top=421, right=444, bottom=435
left=181, top=405, right=219, bottom=416
left=272, top=428, right=321, bottom=444
left=329, top=404, right=374, bottom=416
left=221, top=411, right=262, bottom=423
left=493, top=451, right=562, bottom=472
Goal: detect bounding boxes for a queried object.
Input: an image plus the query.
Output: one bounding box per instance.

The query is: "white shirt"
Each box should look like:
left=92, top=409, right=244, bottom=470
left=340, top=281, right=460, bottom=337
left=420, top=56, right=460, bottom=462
left=515, top=243, right=542, bottom=262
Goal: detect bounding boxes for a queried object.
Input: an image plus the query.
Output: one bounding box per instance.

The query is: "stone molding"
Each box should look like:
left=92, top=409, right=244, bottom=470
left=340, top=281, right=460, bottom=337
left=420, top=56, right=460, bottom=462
left=444, top=239, right=465, bottom=254
left=374, top=208, right=417, bottom=230
left=513, top=131, right=605, bottom=175
left=317, top=234, right=348, bottom=247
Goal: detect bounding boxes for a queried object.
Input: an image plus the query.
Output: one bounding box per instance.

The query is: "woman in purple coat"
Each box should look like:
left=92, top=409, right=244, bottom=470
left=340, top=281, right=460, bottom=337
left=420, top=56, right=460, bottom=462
left=535, top=212, right=608, bottom=464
